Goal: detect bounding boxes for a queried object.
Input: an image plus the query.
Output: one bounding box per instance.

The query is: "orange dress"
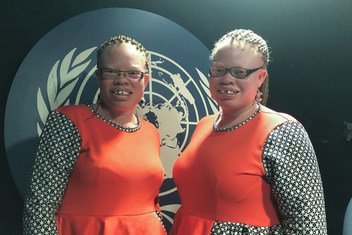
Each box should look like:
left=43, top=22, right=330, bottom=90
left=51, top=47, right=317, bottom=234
left=170, top=106, right=327, bottom=234
left=24, top=104, right=166, bottom=235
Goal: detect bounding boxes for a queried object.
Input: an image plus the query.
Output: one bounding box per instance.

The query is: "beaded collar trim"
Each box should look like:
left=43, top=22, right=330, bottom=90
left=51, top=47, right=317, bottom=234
left=87, top=104, right=141, bottom=133
left=213, top=104, right=261, bottom=132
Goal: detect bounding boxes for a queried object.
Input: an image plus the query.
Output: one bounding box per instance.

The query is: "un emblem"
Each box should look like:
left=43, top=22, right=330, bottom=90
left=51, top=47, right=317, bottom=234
left=4, top=8, right=217, bottom=230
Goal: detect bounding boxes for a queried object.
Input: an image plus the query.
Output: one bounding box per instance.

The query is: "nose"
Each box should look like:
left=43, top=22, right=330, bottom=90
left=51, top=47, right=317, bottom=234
left=113, top=72, right=128, bottom=84
left=219, top=72, right=235, bottom=85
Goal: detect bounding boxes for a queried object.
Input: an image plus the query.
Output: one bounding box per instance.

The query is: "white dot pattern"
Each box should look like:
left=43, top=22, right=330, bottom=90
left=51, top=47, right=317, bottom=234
left=23, top=111, right=81, bottom=235
left=262, top=121, right=327, bottom=234
left=211, top=222, right=283, bottom=234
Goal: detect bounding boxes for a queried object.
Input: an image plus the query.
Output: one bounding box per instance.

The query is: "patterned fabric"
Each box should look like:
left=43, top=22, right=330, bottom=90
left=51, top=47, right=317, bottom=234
left=211, top=221, right=282, bottom=235
left=210, top=121, right=327, bottom=235
left=23, top=111, right=81, bottom=235
left=262, top=121, right=327, bottom=234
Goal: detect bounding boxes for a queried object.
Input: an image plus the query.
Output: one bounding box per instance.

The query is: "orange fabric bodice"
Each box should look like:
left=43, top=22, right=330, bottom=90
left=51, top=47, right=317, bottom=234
left=55, top=105, right=165, bottom=234
left=172, top=107, right=295, bottom=233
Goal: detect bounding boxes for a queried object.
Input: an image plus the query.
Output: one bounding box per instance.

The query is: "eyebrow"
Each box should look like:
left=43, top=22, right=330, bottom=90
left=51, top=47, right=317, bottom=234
left=211, top=62, right=225, bottom=66
left=102, top=66, right=143, bottom=70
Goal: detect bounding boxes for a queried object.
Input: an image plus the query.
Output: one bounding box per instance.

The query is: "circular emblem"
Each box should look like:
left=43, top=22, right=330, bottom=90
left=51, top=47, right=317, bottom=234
left=4, top=8, right=217, bottom=229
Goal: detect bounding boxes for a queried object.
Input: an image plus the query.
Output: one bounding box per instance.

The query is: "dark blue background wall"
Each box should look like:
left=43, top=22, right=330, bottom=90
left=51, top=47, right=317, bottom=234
left=1, top=0, right=352, bottom=234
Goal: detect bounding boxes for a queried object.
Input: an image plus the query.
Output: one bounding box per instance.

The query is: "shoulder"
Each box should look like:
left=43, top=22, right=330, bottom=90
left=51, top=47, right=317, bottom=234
left=260, top=106, right=299, bottom=126
left=140, top=118, right=157, bottom=129
left=56, top=104, right=88, bottom=114
left=262, top=105, right=310, bottom=144
left=55, top=104, right=92, bottom=122
left=140, top=118, right=159, bottom=134
left=261, top=106, right=298, bottom=122
left=270, top=121, right=309, bottom=141
left=188, top=114, right=217, bottom=137
left=195, top=114, right=217, bottom=132
left=199, top=114, right=217, bottom=126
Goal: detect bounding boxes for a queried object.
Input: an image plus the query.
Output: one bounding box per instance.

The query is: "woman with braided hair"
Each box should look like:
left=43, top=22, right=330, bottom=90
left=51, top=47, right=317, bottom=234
left=170, top=29, right=327, bottom=234
left=23, top=35, right=166, bottom=235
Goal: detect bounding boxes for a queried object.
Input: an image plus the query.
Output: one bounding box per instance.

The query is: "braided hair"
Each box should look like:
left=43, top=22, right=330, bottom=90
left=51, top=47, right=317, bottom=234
left=97, top=35, right=149, bottom=70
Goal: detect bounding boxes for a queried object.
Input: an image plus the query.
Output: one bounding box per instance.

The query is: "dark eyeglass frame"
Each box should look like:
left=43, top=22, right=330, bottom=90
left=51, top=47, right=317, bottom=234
left=210, top=65, right=264, bottom=79
left=98, top=67, right=145, bottom=80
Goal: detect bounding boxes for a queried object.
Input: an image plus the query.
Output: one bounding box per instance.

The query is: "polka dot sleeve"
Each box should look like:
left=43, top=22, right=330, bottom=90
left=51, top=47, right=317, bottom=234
left=23, top=111, right=81, bottom=235
left=262, top=121, right=327, bottom=234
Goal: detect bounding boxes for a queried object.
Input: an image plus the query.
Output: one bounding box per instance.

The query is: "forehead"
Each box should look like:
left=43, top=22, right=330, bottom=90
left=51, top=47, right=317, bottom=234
left=100, top=43, right=146, bottom=66
left=212, top=45, right=263, bottom=67
left=101, top=43, right=141, bottom=58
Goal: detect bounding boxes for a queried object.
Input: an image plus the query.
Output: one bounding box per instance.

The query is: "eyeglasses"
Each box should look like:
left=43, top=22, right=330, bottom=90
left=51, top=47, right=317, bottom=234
left=99, top=68, right=145, bottom=80
left=210, top=65, right=263, bottom=79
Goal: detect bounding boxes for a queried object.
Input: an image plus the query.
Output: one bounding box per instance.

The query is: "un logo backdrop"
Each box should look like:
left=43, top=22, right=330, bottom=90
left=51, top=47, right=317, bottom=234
left=4, top=8, right=217, bottom=229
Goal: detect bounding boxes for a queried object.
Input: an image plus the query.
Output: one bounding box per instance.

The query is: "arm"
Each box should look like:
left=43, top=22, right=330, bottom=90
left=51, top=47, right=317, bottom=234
left=262, top=121, right=327, bottom=234
left=23, top=111, right=81, bottom=235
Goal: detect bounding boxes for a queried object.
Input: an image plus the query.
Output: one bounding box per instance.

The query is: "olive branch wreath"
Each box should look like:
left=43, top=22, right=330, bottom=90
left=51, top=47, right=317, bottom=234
left=196, top=68, right=219, bottom=114
left=36, top=47, right=97, bottom=136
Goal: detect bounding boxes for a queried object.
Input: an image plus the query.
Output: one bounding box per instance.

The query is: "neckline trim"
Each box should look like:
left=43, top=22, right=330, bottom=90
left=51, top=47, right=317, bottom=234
left=213, top=104, right=261, bottom=132
left=87, top=104, right=141, bottom=133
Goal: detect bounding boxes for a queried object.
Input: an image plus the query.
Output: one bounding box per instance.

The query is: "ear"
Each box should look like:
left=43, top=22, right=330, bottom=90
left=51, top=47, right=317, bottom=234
left=95, top=69, right=101, bottom=82
left=257, top=69, right=268, bottom=87
left=143, top=73, right=150, bottom=89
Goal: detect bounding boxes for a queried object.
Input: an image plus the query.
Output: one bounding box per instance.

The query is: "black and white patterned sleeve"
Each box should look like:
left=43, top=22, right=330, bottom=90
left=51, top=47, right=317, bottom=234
left=262, top=121, right=327, bottom=234
left=23, top=111, right=81, bottom=235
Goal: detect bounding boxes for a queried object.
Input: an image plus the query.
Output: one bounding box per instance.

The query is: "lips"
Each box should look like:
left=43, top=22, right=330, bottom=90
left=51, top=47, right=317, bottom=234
left=218, top=90, right=239, bottom=95
left=111, top=90, right=132, bottom=96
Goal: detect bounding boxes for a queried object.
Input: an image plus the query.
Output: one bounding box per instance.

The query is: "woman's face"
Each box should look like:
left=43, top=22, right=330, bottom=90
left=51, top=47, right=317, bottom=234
left=210, top=45, right=267, bottom=113
left=96, top=43, right=149, bottom=113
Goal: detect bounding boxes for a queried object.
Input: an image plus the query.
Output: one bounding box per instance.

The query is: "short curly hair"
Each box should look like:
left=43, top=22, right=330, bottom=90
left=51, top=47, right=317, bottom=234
left=97, top=35, right=149, bottom=70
